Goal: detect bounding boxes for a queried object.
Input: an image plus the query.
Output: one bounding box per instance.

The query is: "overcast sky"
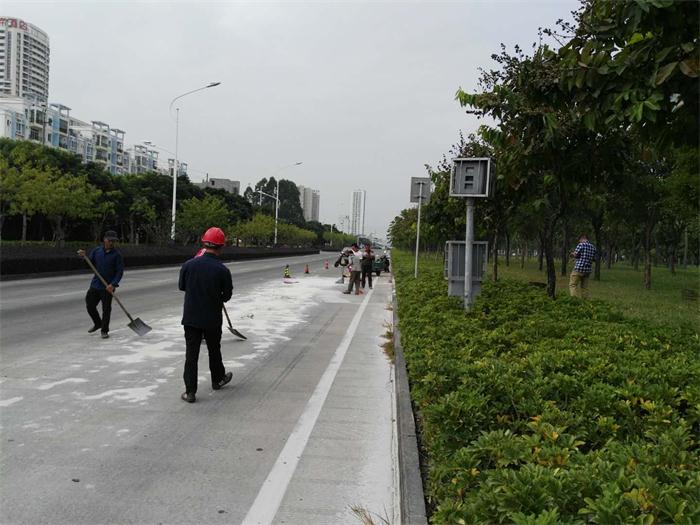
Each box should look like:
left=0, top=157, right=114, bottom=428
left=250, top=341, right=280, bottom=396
left=5, top=0, right=577, bottom=239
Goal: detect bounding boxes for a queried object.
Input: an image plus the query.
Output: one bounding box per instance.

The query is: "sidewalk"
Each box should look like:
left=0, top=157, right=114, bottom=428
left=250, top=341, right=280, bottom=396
left=245, top=276, right=398, bottom=524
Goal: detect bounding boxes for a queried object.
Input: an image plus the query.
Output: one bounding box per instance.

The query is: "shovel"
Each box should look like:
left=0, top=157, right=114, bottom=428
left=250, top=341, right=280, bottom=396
left=222, top=304, right=247, bottom=340
left=81, top=254, right=152, bottom=336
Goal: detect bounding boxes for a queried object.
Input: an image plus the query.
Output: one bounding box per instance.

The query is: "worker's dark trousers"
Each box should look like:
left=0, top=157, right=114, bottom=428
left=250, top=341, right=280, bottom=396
left=85, top=287, right=113, bottom=333
left=361, top=266, right=373, bottom=289
left=183, top=325, right=225, bottom=394
left=347, top=271, right=362, bottom=293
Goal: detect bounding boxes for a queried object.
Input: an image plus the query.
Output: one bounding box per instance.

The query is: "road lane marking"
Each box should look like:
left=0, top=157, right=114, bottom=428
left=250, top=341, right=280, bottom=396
left=241, top=288, right=374, bottom=525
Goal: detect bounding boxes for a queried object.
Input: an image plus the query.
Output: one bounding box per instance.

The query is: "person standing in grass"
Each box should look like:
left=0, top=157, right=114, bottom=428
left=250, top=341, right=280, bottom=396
left=569, top=233, right=597, bottom=299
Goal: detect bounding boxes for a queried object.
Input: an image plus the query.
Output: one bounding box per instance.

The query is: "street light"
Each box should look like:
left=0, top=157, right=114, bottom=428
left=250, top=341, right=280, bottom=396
left=247, top=162, right=302, bottom=246
left=168, top=81, right=221, bottom=241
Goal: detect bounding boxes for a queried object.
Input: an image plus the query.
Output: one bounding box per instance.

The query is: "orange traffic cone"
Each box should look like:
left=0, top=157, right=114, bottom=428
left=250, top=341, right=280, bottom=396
left=304, top=264, right=310, bottom=274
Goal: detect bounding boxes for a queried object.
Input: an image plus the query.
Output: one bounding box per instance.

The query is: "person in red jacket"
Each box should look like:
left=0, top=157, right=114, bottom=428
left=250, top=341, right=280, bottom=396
left=178, top=227, right=233, bottom=403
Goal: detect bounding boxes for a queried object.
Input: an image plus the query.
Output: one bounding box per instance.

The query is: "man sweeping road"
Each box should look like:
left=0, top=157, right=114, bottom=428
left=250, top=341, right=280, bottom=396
left=77, top=231, right=124, bottom=339
left=178, top=227, right=234, bottom=403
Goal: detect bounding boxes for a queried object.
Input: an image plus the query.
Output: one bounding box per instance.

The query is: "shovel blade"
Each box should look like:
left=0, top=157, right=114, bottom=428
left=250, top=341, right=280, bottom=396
left=227, top=326, right=247, bottom=340
left=128, top=318, right=152, bottom=336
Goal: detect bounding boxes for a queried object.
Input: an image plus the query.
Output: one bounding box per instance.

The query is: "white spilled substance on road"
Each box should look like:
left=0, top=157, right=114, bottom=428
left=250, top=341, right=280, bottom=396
left=0, top=397, right=24, bottom=407
left=37, top=378, right=89, bottom=391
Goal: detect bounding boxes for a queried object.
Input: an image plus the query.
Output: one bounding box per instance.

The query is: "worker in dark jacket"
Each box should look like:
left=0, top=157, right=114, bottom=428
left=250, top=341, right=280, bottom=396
left=77, top=230, right=124, bottom=339
left=178, top=226, right=233, bottom=403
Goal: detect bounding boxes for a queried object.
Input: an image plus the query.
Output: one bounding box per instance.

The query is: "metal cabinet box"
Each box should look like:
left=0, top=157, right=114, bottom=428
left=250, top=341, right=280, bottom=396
left=410, top=177, right=431, bottom=204
left=444, top=241, right=488, bottom=297
left=450, top=158, right=494, bottom=198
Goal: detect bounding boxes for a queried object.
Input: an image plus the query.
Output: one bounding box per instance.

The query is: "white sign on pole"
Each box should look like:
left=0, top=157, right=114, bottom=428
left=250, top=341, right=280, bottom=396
left=410, top=177, right=432, bottom=204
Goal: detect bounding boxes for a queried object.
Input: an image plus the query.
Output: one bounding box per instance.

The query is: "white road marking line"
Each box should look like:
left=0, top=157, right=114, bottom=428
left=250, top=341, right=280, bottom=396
left=241, top=288, right=374, bottom=525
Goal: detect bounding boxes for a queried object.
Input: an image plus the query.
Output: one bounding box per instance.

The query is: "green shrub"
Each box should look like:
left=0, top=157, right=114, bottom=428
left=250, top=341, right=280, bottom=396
left=394, top=251, right=700, bottom=524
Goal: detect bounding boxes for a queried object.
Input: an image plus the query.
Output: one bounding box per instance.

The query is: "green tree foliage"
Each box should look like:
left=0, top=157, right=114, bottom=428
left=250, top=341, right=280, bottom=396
left=234, top=213, right=275, bottom=247
left=557, top=0, right=699, bottom=146
left=178, top=194, right=232, bottom=245
left=40, top=171, right=101, bottom=247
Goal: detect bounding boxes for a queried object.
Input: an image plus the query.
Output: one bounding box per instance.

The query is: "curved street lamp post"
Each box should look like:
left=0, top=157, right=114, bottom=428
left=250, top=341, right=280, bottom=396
left=169, top=82, right=221, bottom=241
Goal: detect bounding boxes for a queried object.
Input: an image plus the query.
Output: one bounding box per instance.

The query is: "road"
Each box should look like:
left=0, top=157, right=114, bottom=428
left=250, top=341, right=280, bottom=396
left=0, top=253, right=397, bottom=524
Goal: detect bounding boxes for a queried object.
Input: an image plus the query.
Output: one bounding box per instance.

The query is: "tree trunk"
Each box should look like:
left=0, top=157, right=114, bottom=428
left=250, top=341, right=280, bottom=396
left=21, top=213, right=28, bottom=243
left=538, top=234, right=544, bottom=271
left=607, top=241, right=613, bottom=269
left=592, top=221, right=603, bottom=281
left=683, top=227, right=688, bottom=269
left=644, top=222, right=654, bottom=290
left=493, top=231, right=499, bottom=282
left=560, top=222, right=569, bottom=276
left=669, top=247, right=676, bottom=275
left=521, top=240, right=527, bottom=269
left=51, top=216, right=66, bottom=248
left=544, top=227, right=557, bottom=299
left=505, top=231, right=511, bottom=267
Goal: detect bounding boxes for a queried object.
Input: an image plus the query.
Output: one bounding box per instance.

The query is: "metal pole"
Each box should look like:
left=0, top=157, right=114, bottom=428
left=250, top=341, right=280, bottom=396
left=362, top=190, right=366, bottom=236
left=464, top=197, right=474, bottom=310
left=414, top=182, right=423, bottom=278
left=274, top=178, right=280, bottom=245
left=170, top=107, right=179, bottom=241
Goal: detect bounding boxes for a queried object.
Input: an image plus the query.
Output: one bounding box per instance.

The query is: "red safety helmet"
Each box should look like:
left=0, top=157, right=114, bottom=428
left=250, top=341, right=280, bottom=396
left=201, top=227, right=226, bottom=247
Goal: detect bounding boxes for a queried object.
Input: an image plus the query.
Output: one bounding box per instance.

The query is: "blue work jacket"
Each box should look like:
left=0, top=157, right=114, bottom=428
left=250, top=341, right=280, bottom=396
left=88, top=246, right=124, bottom=290
left=178, top=253, right=233, bottom=330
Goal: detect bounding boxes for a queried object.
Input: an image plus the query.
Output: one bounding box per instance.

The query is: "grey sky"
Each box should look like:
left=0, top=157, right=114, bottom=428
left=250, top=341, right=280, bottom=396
left=5, top=0, right=577, bottom=239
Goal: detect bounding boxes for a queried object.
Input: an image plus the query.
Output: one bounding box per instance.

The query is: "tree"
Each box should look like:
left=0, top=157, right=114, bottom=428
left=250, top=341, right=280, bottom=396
left=0, top=158, right=21, bottom=237
left=235, top=214, right=275, bottom=247
left=557, top=0, right=699, bottom=147
left=178, top=194, right=231, bottom=245
left=40, top=171, right=101, bottom=247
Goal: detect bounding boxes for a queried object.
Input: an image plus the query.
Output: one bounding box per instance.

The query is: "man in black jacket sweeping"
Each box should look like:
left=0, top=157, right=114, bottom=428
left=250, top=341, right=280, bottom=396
left=178, top=226, right=233, bottom=403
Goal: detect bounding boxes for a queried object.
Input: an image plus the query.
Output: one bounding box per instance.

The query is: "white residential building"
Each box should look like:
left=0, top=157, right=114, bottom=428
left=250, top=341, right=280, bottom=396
left=0, top=17, right=50, bottom=103
left=298, top=185, right=320, bottom=222
left=350, top=189, right=366, bottom=236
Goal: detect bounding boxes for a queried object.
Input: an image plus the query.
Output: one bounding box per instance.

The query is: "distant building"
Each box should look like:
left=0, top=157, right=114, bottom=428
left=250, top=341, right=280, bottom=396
left=196, top=178, right=240, bottom=195
left=0, top=17, right=50, bottom=103
left=0, top=17, right=193, bottom=177
left=350, top=189, right=366, bottom=235
left=298, top=185, right=320, bottom=222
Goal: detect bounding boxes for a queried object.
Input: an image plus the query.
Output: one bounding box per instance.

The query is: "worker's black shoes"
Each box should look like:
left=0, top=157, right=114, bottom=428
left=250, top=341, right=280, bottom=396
left=101, top=332, right=109, bottom=339
left=181, top=392, right=196, bottom=403
left=213, top=372, right=233, bottom=390
left=88, top=325, right=101, bottom=333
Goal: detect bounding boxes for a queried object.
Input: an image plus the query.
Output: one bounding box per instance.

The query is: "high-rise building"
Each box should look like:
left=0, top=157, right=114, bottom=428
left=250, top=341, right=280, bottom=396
left=350, top=189, right=366, bottom=236
left=298, top=185, right=320, bottom=222
left=0, top=17, right=50, bottom=103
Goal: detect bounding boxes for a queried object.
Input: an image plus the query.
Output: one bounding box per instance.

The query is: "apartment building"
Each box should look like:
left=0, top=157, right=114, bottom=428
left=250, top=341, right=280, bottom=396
left=350, top=189, right=366, bottom=235
left=298, top=185, right=320, bottom=222
left=0, top=17, right=50, bottom=103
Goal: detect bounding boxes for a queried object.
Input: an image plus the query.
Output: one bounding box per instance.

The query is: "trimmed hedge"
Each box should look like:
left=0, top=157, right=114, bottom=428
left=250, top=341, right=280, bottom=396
left=393, top=251, right=700, bottom=524
left=0, top=244, right=318, bottom=276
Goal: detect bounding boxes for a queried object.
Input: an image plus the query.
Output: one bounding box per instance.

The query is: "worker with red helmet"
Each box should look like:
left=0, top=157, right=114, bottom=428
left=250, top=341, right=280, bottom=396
left=178, top=226, right=233, bottom=403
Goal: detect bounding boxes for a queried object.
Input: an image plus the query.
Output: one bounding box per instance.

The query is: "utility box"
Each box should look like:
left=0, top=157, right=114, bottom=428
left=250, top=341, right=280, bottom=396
left=444, top=241, right=488, bottom=298
left=410, top=177, right=432, bottom=204
left=450, top=158, right=494, bottom=198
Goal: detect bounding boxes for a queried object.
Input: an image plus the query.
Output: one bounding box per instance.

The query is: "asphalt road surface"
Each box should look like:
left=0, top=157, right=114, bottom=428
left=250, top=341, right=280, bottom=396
left=0, top=253, right=397, bottom=524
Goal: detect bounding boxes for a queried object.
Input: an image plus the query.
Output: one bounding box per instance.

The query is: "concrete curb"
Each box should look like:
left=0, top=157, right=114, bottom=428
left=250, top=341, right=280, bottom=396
left=392, top=288, right=429, bottom=525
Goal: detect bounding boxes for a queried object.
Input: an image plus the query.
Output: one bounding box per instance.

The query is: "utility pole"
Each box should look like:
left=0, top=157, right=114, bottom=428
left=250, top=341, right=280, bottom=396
left=414, top=181, right=424, bottom=278
left=464, top=197, right=475, bottom=310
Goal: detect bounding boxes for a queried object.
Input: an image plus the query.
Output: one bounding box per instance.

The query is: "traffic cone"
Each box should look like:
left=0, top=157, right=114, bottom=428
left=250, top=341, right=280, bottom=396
left=304, top=264, right=310, bottom=274
left=284, top=265, right=291, bottom=279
